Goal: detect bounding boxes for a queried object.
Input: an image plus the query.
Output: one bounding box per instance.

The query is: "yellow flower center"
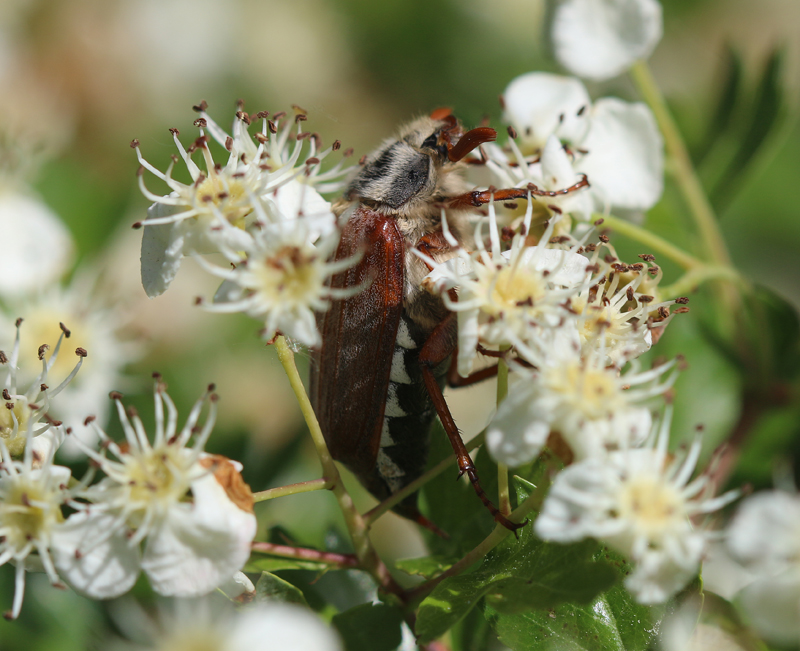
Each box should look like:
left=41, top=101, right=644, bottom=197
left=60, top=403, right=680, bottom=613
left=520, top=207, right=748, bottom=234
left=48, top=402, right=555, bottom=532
left=155, top=629, right=223, bottom=651
left=0, top=479, right=58, bottom=549
left=617, top=475, right=684, bottom=538
left=15, top=308, right=89, bottom=382
left=0, top=400, right=32, bottom=456
left=252, top=246, right=319, bottom=304
left=488, top=266, right=545, bottom=311
left=549, top=362, right=619, bottom=418
left=194, top=176, right=250, bottom=228
left=125, top=444, right=191, bottom=508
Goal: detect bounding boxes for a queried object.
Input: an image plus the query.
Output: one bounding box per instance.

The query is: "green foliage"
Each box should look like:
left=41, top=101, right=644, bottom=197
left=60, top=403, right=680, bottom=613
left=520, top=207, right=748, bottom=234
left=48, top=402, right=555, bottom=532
left=394, top=556, right=452, bottom=579
left=695, top=46, right=789, bottom=214
left=483, top=587, right=659, bottom=651
left=415, top=477, right=618, bottom=643
left=255, top=571, right=310, bottom=606
left=331, top=603, right=405, bottom=651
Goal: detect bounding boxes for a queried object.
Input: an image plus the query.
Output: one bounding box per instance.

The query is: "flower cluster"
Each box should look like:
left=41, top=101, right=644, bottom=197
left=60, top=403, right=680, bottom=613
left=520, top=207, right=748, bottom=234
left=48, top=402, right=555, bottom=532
left=421, top=70, right=734, bottom=603
left=134, top=103, right=356, bottom=346
left=0, top=321, right=255, bottom=619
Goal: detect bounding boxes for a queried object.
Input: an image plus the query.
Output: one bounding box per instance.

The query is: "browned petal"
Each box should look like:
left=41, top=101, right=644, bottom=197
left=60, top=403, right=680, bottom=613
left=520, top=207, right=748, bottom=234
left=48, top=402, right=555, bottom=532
left=200, top=454, right=255, bottom=514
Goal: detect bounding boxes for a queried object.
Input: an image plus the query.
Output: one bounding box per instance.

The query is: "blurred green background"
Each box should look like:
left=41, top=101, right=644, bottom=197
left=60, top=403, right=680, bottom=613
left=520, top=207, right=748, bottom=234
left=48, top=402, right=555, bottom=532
left=0, top=0, right=799, bottom=648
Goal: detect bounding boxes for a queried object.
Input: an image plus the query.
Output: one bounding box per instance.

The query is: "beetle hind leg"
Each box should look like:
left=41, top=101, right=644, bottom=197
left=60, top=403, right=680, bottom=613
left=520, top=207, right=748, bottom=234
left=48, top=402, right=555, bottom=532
left=419, top=315, right=527, bottom=534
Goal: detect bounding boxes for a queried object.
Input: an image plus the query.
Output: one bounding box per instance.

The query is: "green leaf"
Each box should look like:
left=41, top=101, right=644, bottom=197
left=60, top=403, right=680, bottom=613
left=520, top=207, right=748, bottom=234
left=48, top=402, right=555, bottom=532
left=451, top=608, right=497, bottom=651
left=332, top=603, right=404, bottom=651
left=415, top=476, right=615, bottom=643
left=745, top=285, right=800, bottom=384
left=483, top=546, right=694, bottom=651
left=704, top=47, right=788, bottom=212
left=244, top=556, right=331, bottom=573
left=694, top=45, right=744, bottom=164
left=255, top=571, right=309, bottom=607
left=395, top=556, right=452, bottom=578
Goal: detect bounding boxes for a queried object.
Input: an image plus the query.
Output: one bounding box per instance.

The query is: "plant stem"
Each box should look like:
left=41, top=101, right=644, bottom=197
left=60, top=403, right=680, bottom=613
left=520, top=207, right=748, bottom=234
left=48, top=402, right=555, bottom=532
left=596, top=214, right=701, bottom=271
left=659, top=265, right=746, bottom=299
left=363, top=431, right=486, bottom=527
left=496, top=352, right=510, bottom=515
left=273, top=336, right=403, bottom=600
left=630, top=61, right=731, bottom=267
left=252, top=478, right=332, bottom=503
left=251, top=541, right=359, bottom=569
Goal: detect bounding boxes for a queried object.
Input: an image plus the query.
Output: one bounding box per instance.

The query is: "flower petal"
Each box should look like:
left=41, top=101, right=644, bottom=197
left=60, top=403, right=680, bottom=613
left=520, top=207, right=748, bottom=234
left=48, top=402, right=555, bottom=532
left=577, top=98, right=663, bottom=212
left=503, top=73, right=591, bottom=151
left=487, top=385, right=551, bottom=467
left=552, top=0, right=663, bottom=81
left=737, top=573, right=800, bottom=646
left=0, top=191, right=73, bottom=297
left=140, top=203, right=186, bottom=298
left=51, top=511, right=141, bottom=599
left=229, top=603, right=342, bottom=651
left=141, top=471, right=256, bottom=597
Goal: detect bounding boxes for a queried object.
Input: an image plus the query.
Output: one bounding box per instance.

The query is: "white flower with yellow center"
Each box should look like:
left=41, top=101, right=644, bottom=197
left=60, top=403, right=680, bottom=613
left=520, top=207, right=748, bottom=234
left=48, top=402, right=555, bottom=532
left=1, top=277, right=140, bottom=457
left=135, top=106, right=348, bottom=298
left=52, top=382, right=256, bottom=600
left=0, top=319, right=85, bottom=461
left=535, top=410, right=738, bottom=604
left=0, top=319, right=82, bottom=619
left=487, top=349, right=675, bottom=465
left=105, top=598, right=342, bottom=651
left=571, top=251, right=684, bottom=365
left=0, top=427, right=71, bottom=620
left=196, top=221, right=358, bottom=347
left=423, top=203, right=596, bottom=377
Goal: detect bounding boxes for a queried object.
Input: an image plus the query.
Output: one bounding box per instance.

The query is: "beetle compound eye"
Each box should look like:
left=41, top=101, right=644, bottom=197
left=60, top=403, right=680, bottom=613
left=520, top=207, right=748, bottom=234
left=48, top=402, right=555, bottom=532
left=421, top=131, right=449, bottom=161
left=421, top=133, right=438, bottom=149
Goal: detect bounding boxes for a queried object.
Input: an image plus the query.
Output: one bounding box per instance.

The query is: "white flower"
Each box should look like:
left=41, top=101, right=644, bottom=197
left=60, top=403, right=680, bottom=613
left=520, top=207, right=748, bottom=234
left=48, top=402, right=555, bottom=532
left=0, top=275, right=140, bottom=457
left=135, top=107, right=346, bottom=298
left=552, top=0, right=663, bottom=81
left=0, top=188, right=73, bottom=298
left=487, top=352, right=675, bottom=466
left=535, top=410, right=738, bottom=603
left=53, top=382, right=257, bottom=600
left=0, top=432, right=72, bottom=619
left=0, top=322, right=79, bottom=619
left=572, top=249, right=680, bottom=365
left=196, top=221, right=358, bottom=347
left=726, top=490, right=800, bottom=645
left=423, top=204, right=595, bottom=376
left=1, top=318, right=85, bottom=460
left=498, top=73, right=664, bottom=215
left=106, top=598, right=342, bottom=651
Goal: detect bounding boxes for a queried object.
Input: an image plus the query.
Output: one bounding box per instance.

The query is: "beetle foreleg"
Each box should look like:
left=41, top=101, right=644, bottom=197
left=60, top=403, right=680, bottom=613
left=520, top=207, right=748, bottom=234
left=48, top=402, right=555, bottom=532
left=446, top=176, right=590, bottom=211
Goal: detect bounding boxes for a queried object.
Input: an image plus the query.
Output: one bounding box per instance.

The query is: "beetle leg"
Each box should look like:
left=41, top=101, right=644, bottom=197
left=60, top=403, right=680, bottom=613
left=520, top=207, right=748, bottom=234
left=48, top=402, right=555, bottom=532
left=419, top=314, right=525, bottom=533
left=446, top=176, right=590, bottom=211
